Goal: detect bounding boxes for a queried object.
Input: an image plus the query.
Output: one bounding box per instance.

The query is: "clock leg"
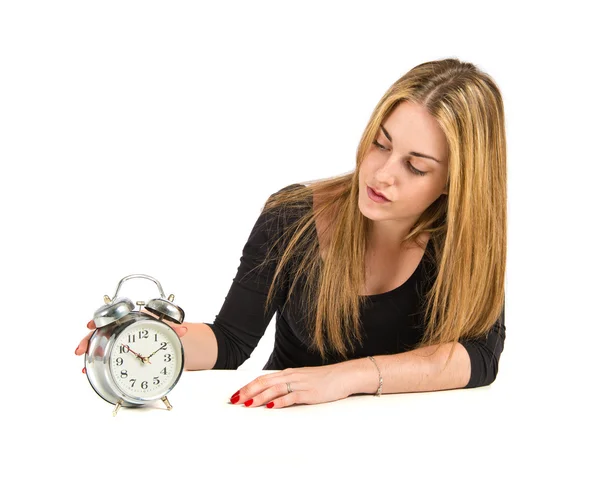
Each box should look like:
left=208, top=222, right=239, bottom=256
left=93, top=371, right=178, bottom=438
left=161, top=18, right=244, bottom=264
left=112, top=401, right=123, bottom=417
left=161, top=396, right=173, bottom=410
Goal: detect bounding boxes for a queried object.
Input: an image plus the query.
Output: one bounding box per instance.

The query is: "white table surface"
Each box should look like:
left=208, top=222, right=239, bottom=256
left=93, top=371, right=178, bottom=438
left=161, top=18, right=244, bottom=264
left=7, top=367, right=596, bottom=479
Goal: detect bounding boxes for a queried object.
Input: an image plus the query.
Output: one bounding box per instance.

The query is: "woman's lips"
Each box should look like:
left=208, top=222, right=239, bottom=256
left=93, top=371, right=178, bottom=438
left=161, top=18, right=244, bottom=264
left=371, top=187, right=389, bottom=200
left=367, top=186, right=391, bottom=203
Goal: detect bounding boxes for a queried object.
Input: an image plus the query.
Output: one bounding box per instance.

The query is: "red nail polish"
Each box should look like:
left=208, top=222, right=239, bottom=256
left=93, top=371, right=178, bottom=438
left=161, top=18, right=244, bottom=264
left=230, top=390, right=240, bottom=398
left=82, top=367, right=86, bottom=374
left=266, top=402, right=275, bottom=409
left=244, top=399, right=253, bottom=407
left=230, top=395, right=240, bottom=404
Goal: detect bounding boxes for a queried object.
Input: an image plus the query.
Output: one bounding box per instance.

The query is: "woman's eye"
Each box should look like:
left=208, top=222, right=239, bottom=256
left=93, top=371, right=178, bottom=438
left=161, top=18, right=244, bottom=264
left=372, top=140, right=427, bottom=176
left=373, top=140, right=387, bottom=151
left=407, top=162, right=427, bottom=176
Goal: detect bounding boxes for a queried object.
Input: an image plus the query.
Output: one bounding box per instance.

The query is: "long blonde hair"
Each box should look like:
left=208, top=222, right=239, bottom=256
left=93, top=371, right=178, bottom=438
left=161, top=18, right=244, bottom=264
left=256, top=58, right=507, bottom=367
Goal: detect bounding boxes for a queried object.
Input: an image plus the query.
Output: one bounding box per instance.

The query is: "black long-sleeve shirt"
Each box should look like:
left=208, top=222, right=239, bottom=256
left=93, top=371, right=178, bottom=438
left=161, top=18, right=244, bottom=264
left=205, top=184, right=506, bottom=389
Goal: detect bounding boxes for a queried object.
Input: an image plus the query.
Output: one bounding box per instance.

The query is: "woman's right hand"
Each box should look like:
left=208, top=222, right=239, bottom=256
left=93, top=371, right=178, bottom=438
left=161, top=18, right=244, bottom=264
left=74, top=320, right=97, bottom=356
left=74, top=315, right=189, bottom=356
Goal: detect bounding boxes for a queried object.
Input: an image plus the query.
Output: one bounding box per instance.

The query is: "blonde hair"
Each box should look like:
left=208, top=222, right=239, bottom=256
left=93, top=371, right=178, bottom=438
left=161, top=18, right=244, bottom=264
left=256, top=58, right=506, bottom=367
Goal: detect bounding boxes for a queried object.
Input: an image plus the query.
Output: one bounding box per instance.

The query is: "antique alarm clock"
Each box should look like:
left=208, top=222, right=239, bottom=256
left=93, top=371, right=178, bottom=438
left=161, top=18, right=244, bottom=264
left=84, top=274, right=185, bottom=416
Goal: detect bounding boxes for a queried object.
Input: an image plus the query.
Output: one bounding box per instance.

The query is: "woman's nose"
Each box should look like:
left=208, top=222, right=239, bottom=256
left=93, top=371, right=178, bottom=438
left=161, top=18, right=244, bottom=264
left=375, top=158, right=399, bottom=184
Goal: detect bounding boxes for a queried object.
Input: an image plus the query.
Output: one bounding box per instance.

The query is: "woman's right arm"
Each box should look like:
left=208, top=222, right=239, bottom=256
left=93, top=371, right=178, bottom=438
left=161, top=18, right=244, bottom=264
left=75, top=317, right=219, bottom=371
left=75, top=183, right=302, bottom=371
left=164, top=321, right=218, bottom=371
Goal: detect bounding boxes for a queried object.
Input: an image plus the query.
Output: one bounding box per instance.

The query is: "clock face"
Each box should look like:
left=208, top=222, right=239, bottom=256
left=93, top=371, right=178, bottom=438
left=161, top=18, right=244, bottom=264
left=110, top=320, right=182, bottom=400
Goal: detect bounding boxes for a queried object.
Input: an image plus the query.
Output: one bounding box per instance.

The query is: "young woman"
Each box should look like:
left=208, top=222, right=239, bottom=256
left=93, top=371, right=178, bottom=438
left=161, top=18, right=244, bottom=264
left=75, top=57, right=507, bottom=409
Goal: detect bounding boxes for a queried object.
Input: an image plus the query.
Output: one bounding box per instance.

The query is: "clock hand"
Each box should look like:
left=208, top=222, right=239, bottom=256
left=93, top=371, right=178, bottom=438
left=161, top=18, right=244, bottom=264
left=146, top=345, right=165, bottom=360
left=121, top=343, right=151, bottom=364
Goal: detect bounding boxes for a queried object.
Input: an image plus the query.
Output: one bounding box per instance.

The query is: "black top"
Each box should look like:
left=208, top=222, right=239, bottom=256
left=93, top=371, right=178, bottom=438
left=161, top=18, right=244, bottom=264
left=205, top=184, right=506, bottom=389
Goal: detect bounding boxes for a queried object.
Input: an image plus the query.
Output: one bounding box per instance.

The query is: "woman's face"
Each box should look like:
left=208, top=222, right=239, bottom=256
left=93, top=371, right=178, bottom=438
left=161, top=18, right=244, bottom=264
left=358, top=101, right=449, bottom=225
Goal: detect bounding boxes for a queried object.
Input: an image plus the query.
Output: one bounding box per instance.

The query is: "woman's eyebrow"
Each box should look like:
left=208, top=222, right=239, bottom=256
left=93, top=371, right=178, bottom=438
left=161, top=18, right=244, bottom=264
left=380, top=125, right=440, bottom=163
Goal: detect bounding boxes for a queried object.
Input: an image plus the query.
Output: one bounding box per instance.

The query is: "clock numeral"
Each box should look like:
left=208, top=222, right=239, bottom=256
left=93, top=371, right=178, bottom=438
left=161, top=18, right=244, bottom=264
left=120, top=370, right=128, bottom=378
left=139, top=330, right=149, bottom=340
left=160, top=342, right=167, bottom=350
left=127, top=334, right=136, bottom=343
left=129, top=379, right=136, bottom=387
left=160, top=367, right=167, bottom=375
left=116, top=357, right=123, bottom=366
left=164, top=354, right=172, bottom=362
left=154, top=333, right=158, bottom=342
left=119, top=345, right=130, bottom=354
left=153, top=376, right=160, bottom=385
left=141, top=381, right=148, bottom=389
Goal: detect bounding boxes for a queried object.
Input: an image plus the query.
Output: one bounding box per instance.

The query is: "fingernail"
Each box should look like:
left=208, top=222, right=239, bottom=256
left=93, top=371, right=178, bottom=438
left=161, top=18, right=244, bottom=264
left=244, top=399, right=253, bottom=407
left=74, top=347, right=79, bottom=355
left=82, top=367, right=86, bottom=374
left=266, top=402, right=275, bottom=409
left=230, top=390, right=240, bottom=400
left=180, top=327, right=188, bottom=335
left=230, top=395, right=240, bottom=404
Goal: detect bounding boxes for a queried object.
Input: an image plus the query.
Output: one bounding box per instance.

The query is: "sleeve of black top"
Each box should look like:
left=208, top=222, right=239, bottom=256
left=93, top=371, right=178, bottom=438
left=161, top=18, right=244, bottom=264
left=458, top=297, right=506, bottom=388
left=204, top=184, right=302, bottom=370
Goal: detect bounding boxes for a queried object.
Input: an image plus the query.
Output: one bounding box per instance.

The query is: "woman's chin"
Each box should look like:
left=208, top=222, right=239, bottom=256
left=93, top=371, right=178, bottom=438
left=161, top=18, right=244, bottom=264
left=358, top=198, right=384, bottom=221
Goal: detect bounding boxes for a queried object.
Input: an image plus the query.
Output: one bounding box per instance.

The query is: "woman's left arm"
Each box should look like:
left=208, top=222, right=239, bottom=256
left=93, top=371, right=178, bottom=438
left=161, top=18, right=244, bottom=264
left=231, top=303, right=505, bottom=408
left=346, top=342, right=473, bottom=395
left=350, top=302, right=506, bottom=394
left=340, top=300, right=506, bottom=393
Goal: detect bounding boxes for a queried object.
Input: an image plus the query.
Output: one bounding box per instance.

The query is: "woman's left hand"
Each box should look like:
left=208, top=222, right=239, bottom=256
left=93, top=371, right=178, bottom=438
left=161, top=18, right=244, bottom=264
left=229, top=362, right=363, bottom=409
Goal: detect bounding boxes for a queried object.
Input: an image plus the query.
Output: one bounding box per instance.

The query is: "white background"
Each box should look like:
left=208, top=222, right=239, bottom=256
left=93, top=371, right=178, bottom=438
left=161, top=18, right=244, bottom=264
left=1, top=1, right=598, bottom=478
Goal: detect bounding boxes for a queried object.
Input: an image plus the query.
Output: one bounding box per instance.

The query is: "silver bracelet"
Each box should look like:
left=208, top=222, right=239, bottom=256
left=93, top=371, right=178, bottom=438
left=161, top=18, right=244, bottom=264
left=367, top=356, right=383, bottom=396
